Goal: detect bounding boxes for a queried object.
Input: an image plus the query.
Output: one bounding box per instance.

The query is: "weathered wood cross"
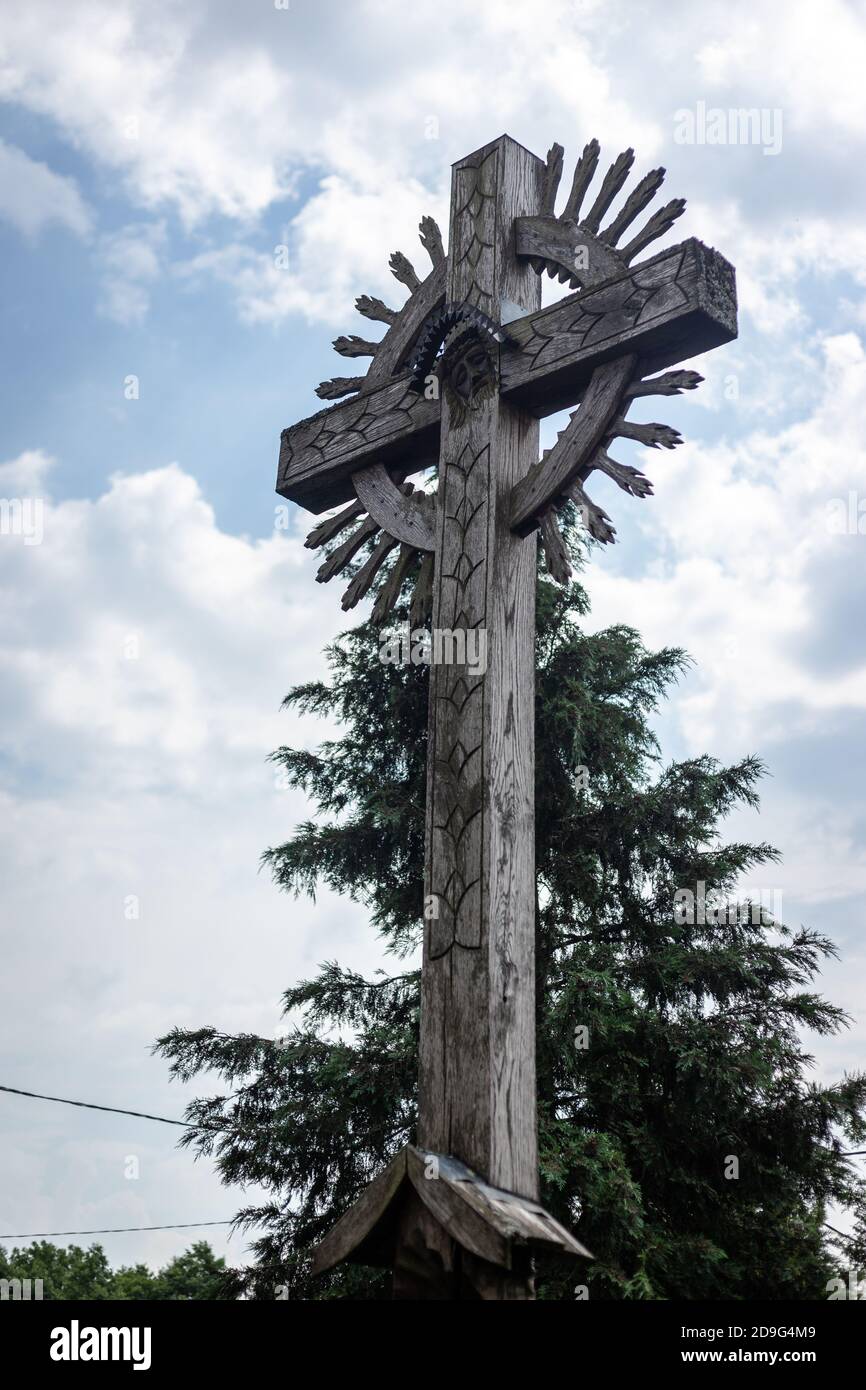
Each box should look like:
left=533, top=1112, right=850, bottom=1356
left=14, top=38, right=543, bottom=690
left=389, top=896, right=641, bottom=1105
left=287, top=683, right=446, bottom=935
left=276, top=133, right=737, bottom=1299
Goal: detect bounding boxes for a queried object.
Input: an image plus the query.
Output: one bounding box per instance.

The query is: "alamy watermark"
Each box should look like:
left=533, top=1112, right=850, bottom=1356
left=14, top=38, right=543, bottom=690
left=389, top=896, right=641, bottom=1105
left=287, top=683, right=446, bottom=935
left=379, top=621, right=487, bottom=677
left=0, top=497, right=44, bottom=545
left=827, top=1268, right=866, bottom=1300
left=50, top=1322, right=151, bottom=1370
left=826, top=491, right=866, bottom=535
left=674, top=881, right=782, bottom=927
left=674, top=101, right=783, bottom=157
left=0, top=1278, right=43, bottom=1300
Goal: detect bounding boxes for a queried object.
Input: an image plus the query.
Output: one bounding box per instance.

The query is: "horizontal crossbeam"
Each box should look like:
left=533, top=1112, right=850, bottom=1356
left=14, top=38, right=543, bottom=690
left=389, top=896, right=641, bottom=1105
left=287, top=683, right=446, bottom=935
left=277, top=237, right=736, bottom=514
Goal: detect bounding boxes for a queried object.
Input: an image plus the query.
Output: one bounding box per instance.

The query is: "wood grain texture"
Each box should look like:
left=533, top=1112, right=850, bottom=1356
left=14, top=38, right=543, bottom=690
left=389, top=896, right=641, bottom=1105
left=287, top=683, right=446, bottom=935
left=502, top=237, right=737, bottom=416
left=510, top=355, right=635, bottom=535
left=310, top=1148, right=408, bottom=1276
left=341, top=531, right=398, bottom=610
left=409, top=550, right=434, bottom=626
left=581, top=148, right=634, bottom=234
left=364, top=261, right=445, bottom=387
left=277, top=239, right=735, bottom=513
left=277, top=376, right=439, bottom=513
left=279, top=132, right=740, bottom=1301
left=352, top=465, right=435, bottom=551
left=626, top=367, right=703, bottom=397
left=315, top=375, right=365, bottom=400
left=599, top=166, right=666, bottom=246
left=566, top=477, right=616, bottom=543
left=540, top=142, right=564, bottom=215
left=406, top=1148, right=509, bottom=1267
left=620, top=198, right=686, bottom=263
left=311, top=1143, right=589, bottom=1293
left=418, top=135, right=543, bottom=1202
left=304, top=497, right=363, bottom=549
left=589, top=447, right=653, bottom=497
left=419, top=215, right=446, bottom=267
left=514, top=140, right=683, bottom=292
left=538, top=509, right=572, bottom=583
left=332, top=335, right=379, bottom=359
left=613, top=417, right=682, bottom=448
left=389, top=251, right=421, bottom=293
left=562, top=138, right=600, bottom=221
left=513, top=214, right=621, bottom=289
left=392, top=1188, right=457, bottom=1299
left=371, top=541, right=417, bottom=624
left=355, top=294, right=397, bottom=324
left=315, top=514, right=378, bottom=582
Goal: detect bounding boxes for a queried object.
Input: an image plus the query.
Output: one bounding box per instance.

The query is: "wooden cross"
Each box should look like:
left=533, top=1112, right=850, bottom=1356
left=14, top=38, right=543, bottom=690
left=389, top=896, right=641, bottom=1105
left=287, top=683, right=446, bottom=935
left=276, top=133, right=737, bottom=1299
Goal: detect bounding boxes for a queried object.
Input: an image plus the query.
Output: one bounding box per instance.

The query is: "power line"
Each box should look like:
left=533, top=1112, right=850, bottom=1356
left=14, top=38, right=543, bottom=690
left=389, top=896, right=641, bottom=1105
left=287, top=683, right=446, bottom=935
left=0, top=1220, right=235, bottom=1240
left=0, top=1086, right=240, bottom=1242
left=824, top=1222, right=850, bottom=1240
left=0, top=1084, right=222, bottom=1130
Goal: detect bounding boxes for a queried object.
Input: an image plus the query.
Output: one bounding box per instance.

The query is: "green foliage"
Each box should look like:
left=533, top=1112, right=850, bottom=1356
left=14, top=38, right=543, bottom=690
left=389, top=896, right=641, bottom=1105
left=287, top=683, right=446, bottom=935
left=149, top=1242, right=229, bottom=1300
left=156, top=561, right=866, bottom=1300
left=0, top=1239, right=229, bottom=1300
left=0, top=1241, right=114, bottom=1300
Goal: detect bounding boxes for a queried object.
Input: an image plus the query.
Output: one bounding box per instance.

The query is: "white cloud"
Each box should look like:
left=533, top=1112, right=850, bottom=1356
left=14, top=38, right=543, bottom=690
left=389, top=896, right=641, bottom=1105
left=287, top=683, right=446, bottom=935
left=575, top=332, right=866, bottom=1077
left=0, top=138, right=91, bottom=239
left=586, top=332, right=866, bottom=750
left=176, top=173, right=446, bottom=326
left=693, top=0, right=866, bottom=137
left=3, top=0, right=866, bottom=1258
left=0, top=459, right=344, bottom=780
left=691, top=200, right=866, bottom=339
left=97, top=220, right=165, bottom=324
left=0, top=3, right=295, bottom=226
left=4, top=0, right=866, bottom=335
left=0, top=455, right=385, bottom=1266
left=0, top=447, right=55, bottom=493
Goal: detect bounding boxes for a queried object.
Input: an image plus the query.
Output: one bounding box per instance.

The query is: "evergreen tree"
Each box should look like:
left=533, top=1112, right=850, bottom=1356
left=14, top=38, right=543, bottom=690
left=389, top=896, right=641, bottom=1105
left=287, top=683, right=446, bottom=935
left=156, top=547, right=866, bottom=1300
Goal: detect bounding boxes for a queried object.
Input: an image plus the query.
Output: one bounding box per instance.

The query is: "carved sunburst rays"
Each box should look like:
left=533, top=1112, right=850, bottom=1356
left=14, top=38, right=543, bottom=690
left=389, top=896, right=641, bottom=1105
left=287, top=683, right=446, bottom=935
left=315, top=215, right=447, bottom=402
left=537, top=366, right=703, bottom=584
left=304, top=483, right=436, bottom=622
left=518, top=135, right=699, bottom=584
left=304, top=213, right=449, bottom=620
left=515, top=137, right=686, bottom=292
left=306, top=140, right=698, bottom=600
left=305, top=216, right=450, bottom=620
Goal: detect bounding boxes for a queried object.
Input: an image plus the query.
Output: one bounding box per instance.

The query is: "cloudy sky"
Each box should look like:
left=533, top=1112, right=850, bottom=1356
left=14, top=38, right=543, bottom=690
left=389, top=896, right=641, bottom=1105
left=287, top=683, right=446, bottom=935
left=1, top=0, right=865, bottom=1274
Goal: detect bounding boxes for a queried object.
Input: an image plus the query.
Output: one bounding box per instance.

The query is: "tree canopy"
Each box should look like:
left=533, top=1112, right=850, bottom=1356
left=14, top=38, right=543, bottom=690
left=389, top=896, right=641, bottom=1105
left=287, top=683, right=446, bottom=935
left=0, top=1239, right=228, bottom=1300
left=156, top=542, right=866, bottom=1299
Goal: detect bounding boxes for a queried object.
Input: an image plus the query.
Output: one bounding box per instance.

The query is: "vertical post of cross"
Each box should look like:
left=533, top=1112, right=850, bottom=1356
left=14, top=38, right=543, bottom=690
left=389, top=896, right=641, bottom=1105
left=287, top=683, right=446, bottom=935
left=281, top=127, right=738, bottom=1300
left=418, top=137, right=545, bottom=1222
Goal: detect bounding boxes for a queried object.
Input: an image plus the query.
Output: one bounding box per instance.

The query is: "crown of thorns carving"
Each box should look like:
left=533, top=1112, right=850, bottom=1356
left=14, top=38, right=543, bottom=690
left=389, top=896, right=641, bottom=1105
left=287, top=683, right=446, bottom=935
left=406, top=302, right=511, bottom=393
